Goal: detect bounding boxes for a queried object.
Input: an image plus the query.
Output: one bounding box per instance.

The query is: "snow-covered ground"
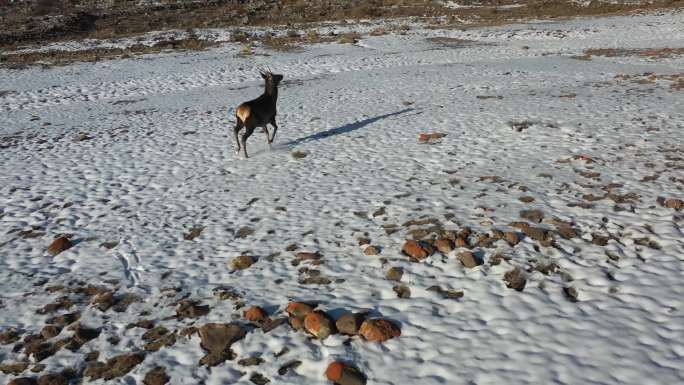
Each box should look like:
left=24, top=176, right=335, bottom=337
left=1, top=9, right=683, bottom=385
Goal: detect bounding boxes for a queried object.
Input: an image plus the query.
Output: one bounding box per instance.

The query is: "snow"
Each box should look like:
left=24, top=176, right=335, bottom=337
left=1, top=8, right=684, bottom=385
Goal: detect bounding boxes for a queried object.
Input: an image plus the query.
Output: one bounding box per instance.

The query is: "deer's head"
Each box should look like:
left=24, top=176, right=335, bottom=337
left=261, top=70, right=283, bottom=87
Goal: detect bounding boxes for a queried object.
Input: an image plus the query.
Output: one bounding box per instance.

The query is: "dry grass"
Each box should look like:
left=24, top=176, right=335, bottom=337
left=2, top=1, right=682, bottom=49
left=0, top=37, right=219, bottom=68
left=583, top=47, right=684, bottom=59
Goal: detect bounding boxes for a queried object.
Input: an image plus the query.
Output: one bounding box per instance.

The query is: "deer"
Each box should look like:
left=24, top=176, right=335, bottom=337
left=233, top=69, right=284, bottom=159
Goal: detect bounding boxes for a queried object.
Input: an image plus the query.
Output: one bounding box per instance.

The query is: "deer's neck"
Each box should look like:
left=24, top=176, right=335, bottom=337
left=264, top=83, right=278, bottom=101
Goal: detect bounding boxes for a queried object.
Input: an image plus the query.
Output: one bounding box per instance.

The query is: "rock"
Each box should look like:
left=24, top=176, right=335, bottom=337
left=46, top=312, right=80, bottom=326
left=356, top=238, right=370, bottom=246
left=563, top=287, right=579, bottom=302
left=556, top=224, right=578, bottom=239
left=261, top=317, right=287, bottom=333
left=7, top=378, right=37, bottom=385
left=143, top=366, right=169, bottom=385
left=385, top=267, right=403, bottom=282
left=519, top=196, right=535, bottom=203
left=426, top=285, right=464, bottom=299
left=418, top=132, right=446, bottom=144
left=250, top=373, right=270, bottom=384
left=142, top=327, right=169, bottom=342
left=0, top=327, right=22, bottom=344
left=37, top=373, right=68, bottom=385
left=90, top=291, right=116, bottom=312
left=335, top=313, right=365, bottom=336
left=455, top=237, right=469, bottom=248
left=401, top=240, right=434, bottom=261
left=363, top=245, right=380, bottom=256
left=47, top=236, right=72, bottom=256
left=458, top=251, right=482, bottom=268
left=0, top=361, right=29, bottom=375
left=520, top=209, right=544, bottom=223
left=393, top=285, right=411, bottom=299
left=503, top=267, right=526, bottom=291
left=664, top=198, right=683, bottom=210
left=434, top=238, right=454, bottom=254
left=40, top=325, right=61, bottom=339
left=522, top=226, right=553, bottom=243
left=244, top=306, right=268, bottom=324
left=591, top=233, right=610, bottom=246
left=176, top=300, right=210, bottom=319
left=504, top=231, right=519, bottom=246
left=286, top=302, right=314, bottom=319
left=84, top=351, right=99, bottom=362
left=231, top=255, right=254, bottom=270
left=70, top=324, right=100, bottom=348
left=288, top=316, right=305, bottom=331
left=197, top=323, right=246, bottom=367
left=238, top=356, right=264, bottom=366
left=278, top=360, right=302, bottom=375
left=304, top=310, right=334, bottom=339
left=359, top=319, right=401, bottom=342
left=325, top=361, right=367, bottom=385
left=84, top=352, right=146, bottom=380
left=31, top=364, right=46, bottom=373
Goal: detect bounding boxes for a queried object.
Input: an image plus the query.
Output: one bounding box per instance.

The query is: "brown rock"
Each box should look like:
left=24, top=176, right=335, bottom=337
left=197, top=323, right=246, bottom=367
left=458, top=251, right=482, bottom=268
left=176, top=300, right=210, bottom=319
left=401, top=240, right=434, bottom=261
left=47, top=236, right=72, bottom=256
left=0, top=361, right=29, bottom=375
left=7, top=378, right=37, bottom=385
left=304, top=310, right=334, bottom=339
left=359, top=319, right=401, bottom=342
left=363, top=246, right=380, bottom=256
left=503, top=267, right=527, bottom=291
left=664, top=198, right=683, bottom=210
left=31, top=364, right=46, bottom=373
left=325, top=361, right=366, bottom=385
left=238, top=356, right=264, bottom=366
left=356, top=238, right=370, bottom=246
left=455, top=237, right=469, bottom=248
left=504, top=231, right=519, bottom=246
left=556, top=224, right=578, bottom=239
left=84, top=351, right=100, bottom=362
left=142, top=327, right=169, bottom=342
left=84, top=352, right=146, bottom=380
left=591, top=233, right=610, bottom=246
left=278, top=360, right=302, bottom=375
left=90, top=291, right=116, bottom=312
left=288, top=316, right=305, bottom=331
left=231, top=255, right=254, bottom=270
left=563, top=287, right=579, bottom=302
left=518, top=196, right=535, bottom=203
left=0, top=328, right=22, bottom=345
left=286, top=302, right=314, bottom=319
left=145, top=334, right=176, bottom=352
left=520, top=209, right=544, bottom=223
left=40, top=325, right=61, bottom=340
left=46, top=312, right=80, bottom=326
left=244, top=306, right=268, bottom=324
left=522, top=226, right=552, bottom=242
left=249, top=373, right=270, bottom=385
left=143, top=366, right=170, bottom=385
left=393, top=285, right=411, bottom=299
left=434, top=238, right=454, bottom=254
left=335, top=313, right=365, bottom=336
left=385, top=267, right=403, bottom=282
left=37, top=373, right=68, bottom=385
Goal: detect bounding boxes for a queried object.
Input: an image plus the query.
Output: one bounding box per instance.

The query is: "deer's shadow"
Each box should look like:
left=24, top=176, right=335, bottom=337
left=285, top=108, right=415, bottom=147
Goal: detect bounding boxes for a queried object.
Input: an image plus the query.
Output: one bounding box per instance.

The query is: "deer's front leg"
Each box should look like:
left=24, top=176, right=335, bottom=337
left=268, top=117, right=278, bottom=144
left=261, top=125, right=272, bottom=150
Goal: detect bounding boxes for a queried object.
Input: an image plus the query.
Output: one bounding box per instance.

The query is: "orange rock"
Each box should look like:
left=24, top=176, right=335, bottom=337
left=325, top=361, right=366, bottom=385
left=286, top=302, right=314, bottom=318
left=304, top=310, right=334, bottom=339
left=504, top=231, right=519, bottom=246
left=434, top=238, right=454, bottom=254
left=455, top=237, right=469, bottom=248
left=401, top=240, right=433, bottom=261
left=243, top=306, right=267, bottom=324
left=359, top=319, right=400, bottom=342
left=47, top=236, right=72, bottom=256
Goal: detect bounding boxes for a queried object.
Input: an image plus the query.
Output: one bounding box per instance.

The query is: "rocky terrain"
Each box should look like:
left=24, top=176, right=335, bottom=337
left=1, top=4, right=684, bottom=385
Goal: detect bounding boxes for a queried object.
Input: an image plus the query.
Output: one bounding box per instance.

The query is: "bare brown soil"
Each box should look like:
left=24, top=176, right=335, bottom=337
left=1, top=0, right=682, bottom=50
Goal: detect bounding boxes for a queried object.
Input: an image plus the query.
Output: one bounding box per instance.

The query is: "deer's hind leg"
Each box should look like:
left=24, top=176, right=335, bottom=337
left=268, top=116, right=278, bottom=145
left=240, top=125, right=256, bottom=159
left=233, top=119, right=244, bottom=155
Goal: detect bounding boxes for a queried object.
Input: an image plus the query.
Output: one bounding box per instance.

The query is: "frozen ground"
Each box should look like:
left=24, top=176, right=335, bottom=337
left=1, top=8, right=683, bottom=385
